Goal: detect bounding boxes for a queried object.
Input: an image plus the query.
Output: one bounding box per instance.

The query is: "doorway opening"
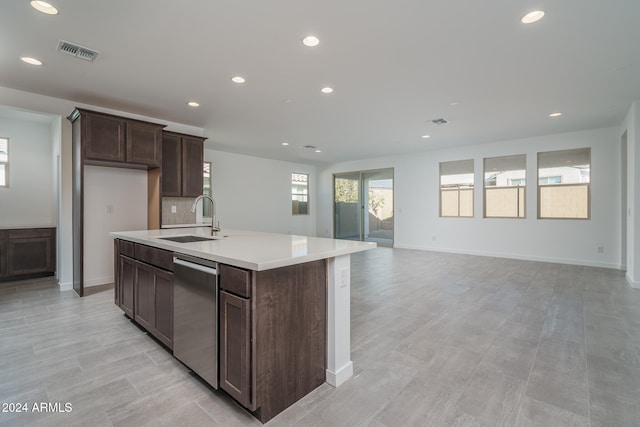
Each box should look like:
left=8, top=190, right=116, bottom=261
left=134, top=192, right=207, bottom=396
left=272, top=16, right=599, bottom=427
left=333, top=168, right=394, bottom=247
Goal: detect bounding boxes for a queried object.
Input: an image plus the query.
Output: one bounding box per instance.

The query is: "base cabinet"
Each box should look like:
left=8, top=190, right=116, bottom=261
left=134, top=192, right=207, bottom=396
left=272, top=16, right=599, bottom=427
left=0, top=228, right=56, bottom=282
left=119, top=255, right=135, bottom=318
left=218, top=261, right=327, bottom=423
left=134, top=261, right=173, bottom=348
left=219, top=290, right=251, bottom=408
left=114, top=239, right=173, bottom=349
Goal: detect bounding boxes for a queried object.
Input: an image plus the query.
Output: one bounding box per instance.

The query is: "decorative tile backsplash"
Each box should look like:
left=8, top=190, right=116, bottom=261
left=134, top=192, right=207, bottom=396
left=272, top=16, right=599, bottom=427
left=162, top=197, right=196, bottom=225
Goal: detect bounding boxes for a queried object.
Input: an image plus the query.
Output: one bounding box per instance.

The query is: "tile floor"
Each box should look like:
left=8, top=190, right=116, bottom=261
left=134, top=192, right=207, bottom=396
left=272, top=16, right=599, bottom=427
left=1, top=247, right=639, bottom=426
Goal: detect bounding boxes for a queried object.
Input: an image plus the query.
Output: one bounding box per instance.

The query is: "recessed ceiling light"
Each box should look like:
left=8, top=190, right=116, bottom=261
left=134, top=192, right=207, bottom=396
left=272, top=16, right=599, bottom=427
left=449, top=101, right=460, bottom=107
left=281, top=142, right=289, bottom=146
left=302, top=35, right=320, bottom=47
left=31, top=1, right=58, bottom=15
left=20, top=56, right=43, bottom=66
left=315, top=149, right=322, bottom=153
left=231, top=76, right=246, bottom=84
left=321, top=87, right=334, bottom=94
left=421, top=135, right=431, bottom=139
left=521, top=10, right=545, bottom=24
left=549, top=112, right=562, bottom=117
left=187, top=101, right=200, bottom=107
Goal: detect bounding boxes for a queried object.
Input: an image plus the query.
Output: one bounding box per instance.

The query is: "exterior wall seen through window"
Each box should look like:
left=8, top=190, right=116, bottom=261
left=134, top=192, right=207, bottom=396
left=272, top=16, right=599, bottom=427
left=537, top=148, right=591, bottom=219
left=440, top=159, right=474, bottom=217
left=484, top=154, right=526, bottom=218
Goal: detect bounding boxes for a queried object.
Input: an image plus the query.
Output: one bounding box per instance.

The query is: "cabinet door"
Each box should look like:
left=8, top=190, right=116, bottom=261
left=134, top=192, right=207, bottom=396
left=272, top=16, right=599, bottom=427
left=161, top=133, right=182, bottom=197
left=6, top=229, right=55, bottom=277
left=85, top=113, right=126, bottom=162
left=127, top=121, right=162, bottom=166
left=114, top=240, right=120, bottom=306
left=154, top=268, right=174, bottom=348
left=134, top=261, right=155, bottom=331
left=220, top=290, right=251, bottom=408
left=120, top=255, right=135, bottom=318
left=181, top=137, right=204, bottom=197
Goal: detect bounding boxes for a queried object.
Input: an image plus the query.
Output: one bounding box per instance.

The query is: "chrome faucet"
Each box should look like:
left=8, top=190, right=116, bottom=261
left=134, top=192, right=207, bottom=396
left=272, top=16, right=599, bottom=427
left=191, top=195, right=220, bottom=235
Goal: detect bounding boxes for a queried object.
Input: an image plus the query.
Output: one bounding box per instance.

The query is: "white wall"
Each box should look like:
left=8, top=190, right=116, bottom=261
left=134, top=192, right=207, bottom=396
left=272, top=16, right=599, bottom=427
left=0, top=114, right=56, bottom=227
left=621, top=101, right=640, bottom=286
left=204, top=149, right=317, bottom=236
left=318, top=127, right=622, bottom=269
left=83, top=166, right=148, bottom=286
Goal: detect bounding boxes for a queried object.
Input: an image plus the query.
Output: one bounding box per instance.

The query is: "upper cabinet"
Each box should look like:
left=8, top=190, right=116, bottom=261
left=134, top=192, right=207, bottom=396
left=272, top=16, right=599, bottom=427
left=69, top=108, right=164, bottom=168
left=162, top=131, right=206, bottom=197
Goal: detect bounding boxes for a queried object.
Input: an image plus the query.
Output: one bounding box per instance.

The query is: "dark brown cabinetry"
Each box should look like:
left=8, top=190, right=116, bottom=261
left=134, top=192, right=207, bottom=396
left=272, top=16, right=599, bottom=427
left=134, top=260, right=173, bottom=348
left=113, top=239, right=173, bottom=349
left=0, top=231, right=6, bottom=277
left=219, top=264, right=252, bottom=408
left=69, top=108, right=165, bottom=296
left=76, top=109, right=163, bottom=167
left=114, top=239, right=136, bottom=318
left=0, top=228, right=56, bottom=282
left=161, top=131, right=205, bottom=197
left=218, top=261, right=327, bottom=423
left=84, top=113, right=126, bottom=163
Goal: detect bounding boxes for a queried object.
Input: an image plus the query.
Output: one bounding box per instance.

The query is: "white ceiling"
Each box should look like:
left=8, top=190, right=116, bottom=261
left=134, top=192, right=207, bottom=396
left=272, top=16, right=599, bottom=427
left=1, top=0, right=639, bottom=164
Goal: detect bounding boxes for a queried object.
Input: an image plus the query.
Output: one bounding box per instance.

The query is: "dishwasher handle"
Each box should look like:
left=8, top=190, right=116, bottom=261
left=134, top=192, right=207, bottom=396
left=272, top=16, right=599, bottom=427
left=174, top=257, right=218, bottom=275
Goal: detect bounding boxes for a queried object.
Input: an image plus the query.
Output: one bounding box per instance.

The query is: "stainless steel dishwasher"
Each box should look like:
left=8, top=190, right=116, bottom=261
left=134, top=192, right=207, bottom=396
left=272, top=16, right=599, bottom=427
left=173, top=254, right=218, bottom=388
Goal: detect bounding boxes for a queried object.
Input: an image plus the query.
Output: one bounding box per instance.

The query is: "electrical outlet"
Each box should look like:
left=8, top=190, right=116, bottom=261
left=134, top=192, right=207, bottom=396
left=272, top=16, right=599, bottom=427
left=106, top=204, right=113, bottom=214
left=171, top=206, right=177, bottom=214
left=597, top=246, right=604, bottom=254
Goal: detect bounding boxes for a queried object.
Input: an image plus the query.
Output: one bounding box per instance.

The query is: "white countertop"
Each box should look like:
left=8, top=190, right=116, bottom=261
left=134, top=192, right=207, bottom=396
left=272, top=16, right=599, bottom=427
left=110, top=228, right=376, bottom=271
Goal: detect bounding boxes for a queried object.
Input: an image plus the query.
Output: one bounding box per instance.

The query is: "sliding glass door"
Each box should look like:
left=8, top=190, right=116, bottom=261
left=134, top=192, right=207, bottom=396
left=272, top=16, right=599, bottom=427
left=334, top=173, right=361, bottom=241
left=334, top=168, right=394, bottom=246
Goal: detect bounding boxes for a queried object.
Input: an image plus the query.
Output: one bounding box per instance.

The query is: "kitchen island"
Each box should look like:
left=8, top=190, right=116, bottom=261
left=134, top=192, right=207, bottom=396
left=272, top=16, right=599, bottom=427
left=110, top=227, right=375, bottom=423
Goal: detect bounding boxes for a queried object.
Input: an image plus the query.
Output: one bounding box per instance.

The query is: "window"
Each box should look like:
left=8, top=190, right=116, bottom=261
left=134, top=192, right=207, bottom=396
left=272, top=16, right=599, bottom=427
left=203, top=162, right=212, bottom=217
left=292, top=173, right=309, bottom=215
left=484, top=154, right=526, bottom=218
left=439, top=159, right=474, bottom=217
left=538, top=148, right=590, bottom=219
left=0, top=137, right=8, bottom=188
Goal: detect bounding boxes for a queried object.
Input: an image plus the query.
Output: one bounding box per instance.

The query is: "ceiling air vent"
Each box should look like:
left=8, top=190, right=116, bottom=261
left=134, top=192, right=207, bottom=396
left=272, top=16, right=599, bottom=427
left=57, top=40, right=100, bottom=63
left=429, top=118, right=449, bottom=125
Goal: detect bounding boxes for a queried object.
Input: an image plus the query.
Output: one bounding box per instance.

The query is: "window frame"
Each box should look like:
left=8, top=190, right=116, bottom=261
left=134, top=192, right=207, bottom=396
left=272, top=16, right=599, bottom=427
left=291, top=172, right=309, bottom=215
left=0, top=137, right=9, bottom=188
left=537, top=147, right=591, bottom=220
left=439, top=159, right=474, bottom=218
left=202, top=161, right=212, bottom=217
left=483, top=154, right=527, bottom=219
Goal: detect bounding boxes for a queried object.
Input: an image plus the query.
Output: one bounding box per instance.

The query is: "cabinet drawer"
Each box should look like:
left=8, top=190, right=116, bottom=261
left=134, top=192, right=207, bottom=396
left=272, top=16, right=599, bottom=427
left=134, top=243, right=173, bottom=271
left=8, top=228, right=54, bottom=239
left=219, top=264, right=251, bottom=298
left=119, top=240, right=135, bottom=257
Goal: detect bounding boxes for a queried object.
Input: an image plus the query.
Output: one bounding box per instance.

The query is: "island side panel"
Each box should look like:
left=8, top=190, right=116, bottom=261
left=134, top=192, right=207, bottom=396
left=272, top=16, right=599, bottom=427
left=253, top=259, right=327, bottom=423
left=326, top=254, right=353, bottom=386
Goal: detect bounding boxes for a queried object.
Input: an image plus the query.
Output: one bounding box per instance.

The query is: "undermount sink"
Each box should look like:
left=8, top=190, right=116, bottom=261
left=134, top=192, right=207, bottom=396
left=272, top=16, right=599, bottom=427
left=159, top=235, right=222, bottom=243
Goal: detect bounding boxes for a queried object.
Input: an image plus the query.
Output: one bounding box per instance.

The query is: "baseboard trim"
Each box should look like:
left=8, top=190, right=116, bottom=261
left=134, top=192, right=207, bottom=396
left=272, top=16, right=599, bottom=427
left=58, top=281, right=73, bottom=291
left=84, top=276, right=114, bottom=287
left=393, top=244, right=622, bottom=270
left=326, top=361, right=353, bottom=387
left=626, top=273, right=640, bottom=289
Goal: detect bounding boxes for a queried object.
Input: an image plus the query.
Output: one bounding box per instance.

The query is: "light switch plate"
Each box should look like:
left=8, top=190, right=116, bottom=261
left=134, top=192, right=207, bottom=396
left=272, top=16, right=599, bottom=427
left=171, top=206, right=177, bottom=213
